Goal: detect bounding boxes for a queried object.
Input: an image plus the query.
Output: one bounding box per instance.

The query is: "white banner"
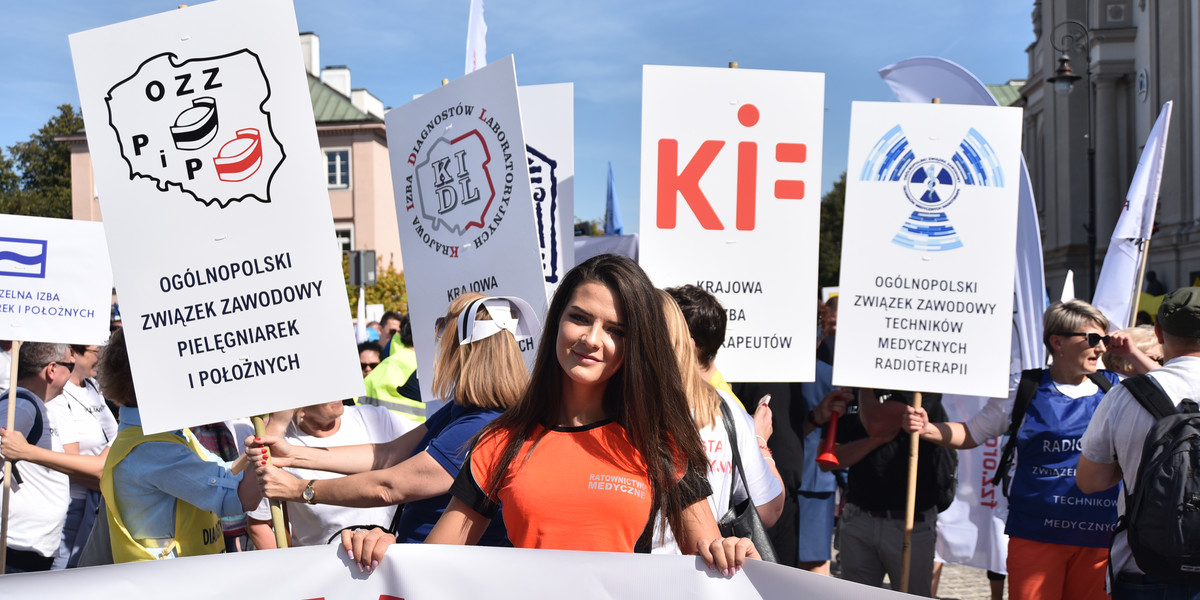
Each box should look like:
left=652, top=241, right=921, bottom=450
left=386, top=55, right=548, bottom=405
left=69, top=0, right=363, bottom=433
left=518, top=83, right=575, bottom=297
left=0, top=214, right=112, bottom=345
left=834, top=102, right=1022, bottom=398
left=0, top=543, right=916, bottom=599
left=639, top=65, right=824, bottom=382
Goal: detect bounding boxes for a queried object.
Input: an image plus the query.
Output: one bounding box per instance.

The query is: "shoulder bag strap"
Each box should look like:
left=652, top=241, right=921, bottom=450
left=718, top=398, right=753, bottom=507
left=1087, top=371, right=1114, bottom=393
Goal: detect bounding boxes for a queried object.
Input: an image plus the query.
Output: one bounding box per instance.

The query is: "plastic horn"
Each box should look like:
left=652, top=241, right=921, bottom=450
left=815, top=410, right=841, bottom=468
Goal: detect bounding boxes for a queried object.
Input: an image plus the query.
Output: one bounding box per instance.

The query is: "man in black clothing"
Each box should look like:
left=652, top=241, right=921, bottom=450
left=823, top=389, right=950, bottom=597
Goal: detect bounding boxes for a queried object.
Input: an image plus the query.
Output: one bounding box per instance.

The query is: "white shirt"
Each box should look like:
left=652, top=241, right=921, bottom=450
left=248, top=405, right=415, bottom=546
left=652, top=391, right=783, bottom=554
left=57, top=380, right=119, bottom=499
left=1, top=389, right=70, bottom=556
left=966, top=371, right=1109, bottom=444
left=1080, top=355, right=1200, bottom=575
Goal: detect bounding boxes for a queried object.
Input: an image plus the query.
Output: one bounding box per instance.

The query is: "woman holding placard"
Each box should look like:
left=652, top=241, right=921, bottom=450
left=97, top=328, right=261, bottom=562
left=247, top=293, right=527, bottom=550
left=905, top=299, right=1156, bottom=599
left=345, top=254, right=759, bottom=575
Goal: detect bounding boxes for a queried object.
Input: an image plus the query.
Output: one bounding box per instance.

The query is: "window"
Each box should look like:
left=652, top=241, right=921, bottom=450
left=335, top=226, right=354, bottom=254
left=326, top=149, right=350, bottom=188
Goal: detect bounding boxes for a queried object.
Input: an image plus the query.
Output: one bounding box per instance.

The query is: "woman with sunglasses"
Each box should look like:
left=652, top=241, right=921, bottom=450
left=905, top=299, right=1157, bottom=600
left=249, top=293, right=527, bottom=555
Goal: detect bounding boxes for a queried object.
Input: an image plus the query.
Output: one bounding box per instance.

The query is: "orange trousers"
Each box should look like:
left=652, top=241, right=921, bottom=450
left=1007, top=536, right=1109, bottom=600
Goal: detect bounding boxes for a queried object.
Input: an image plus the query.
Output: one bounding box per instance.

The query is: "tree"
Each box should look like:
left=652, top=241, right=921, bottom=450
left=817, top=172, right=846, bottom=290
left=574, top=217, right=603, bottom=236
left=0, top=104, right=83, bottom=218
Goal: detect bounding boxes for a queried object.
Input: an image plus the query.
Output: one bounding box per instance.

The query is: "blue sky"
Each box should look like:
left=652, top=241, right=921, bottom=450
left=1, top=1, right=1032, bottom=233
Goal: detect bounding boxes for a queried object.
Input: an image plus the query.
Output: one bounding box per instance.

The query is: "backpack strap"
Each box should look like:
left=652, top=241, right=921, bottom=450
left=1121, top=374, right=1177, bottom=421
left=1087, top=371, right=1114, bottom=393
left=991, top=369, right=1042, bottom=488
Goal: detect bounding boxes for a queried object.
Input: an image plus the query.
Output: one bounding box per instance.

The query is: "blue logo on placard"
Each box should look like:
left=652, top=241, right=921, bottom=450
left=860, top=126, right=1004, bottom=252
left=0, top=237, right=48, bottom=279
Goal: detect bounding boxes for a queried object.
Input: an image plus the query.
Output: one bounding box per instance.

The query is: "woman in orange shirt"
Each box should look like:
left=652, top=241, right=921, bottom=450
left=346, top=254, right=758, bottom=574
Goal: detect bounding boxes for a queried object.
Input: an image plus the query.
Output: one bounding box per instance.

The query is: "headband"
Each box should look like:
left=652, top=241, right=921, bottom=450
left=456, top=296, right=540, bottom=345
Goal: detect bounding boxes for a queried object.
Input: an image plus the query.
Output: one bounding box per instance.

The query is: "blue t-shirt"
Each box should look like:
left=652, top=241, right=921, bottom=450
left=394, top=402, right=509, bottom=546
left=1005, top=370, right=1121, bottom=547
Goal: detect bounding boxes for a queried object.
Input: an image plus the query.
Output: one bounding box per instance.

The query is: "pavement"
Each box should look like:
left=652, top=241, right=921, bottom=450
left=933, top=562, right=1005, bottom=600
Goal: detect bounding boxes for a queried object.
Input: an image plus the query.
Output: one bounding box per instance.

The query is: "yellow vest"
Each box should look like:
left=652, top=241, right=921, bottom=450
left=361, top=346, right=425, bottom=422
left=100, top=427, right=224, bottom=562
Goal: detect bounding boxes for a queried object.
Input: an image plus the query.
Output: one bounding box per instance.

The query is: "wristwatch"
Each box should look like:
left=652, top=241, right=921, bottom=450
left=302, top=479, right=317, bottom=504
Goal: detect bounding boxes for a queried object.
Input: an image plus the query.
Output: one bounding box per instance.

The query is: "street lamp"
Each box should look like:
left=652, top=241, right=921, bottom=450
left=1046, top=19, right=1096, bottom=297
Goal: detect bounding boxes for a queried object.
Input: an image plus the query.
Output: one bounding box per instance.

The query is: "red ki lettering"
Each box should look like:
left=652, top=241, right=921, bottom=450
left=656, top=103, right=807, bottom=231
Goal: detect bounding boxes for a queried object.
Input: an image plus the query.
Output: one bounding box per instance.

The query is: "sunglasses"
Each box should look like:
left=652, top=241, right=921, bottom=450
left=54, top=361, right=76, bottom=373
left=360, top=362, right=380, bottom=370
left=1058, top=332, right=1111, bottom=348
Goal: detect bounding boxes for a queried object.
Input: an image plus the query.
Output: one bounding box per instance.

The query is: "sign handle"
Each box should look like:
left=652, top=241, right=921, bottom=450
left=1, top=340, right=23, bottom=572
left=899, top=391, right=923, bottom=594
left=252, top=414, right=289, bottom=549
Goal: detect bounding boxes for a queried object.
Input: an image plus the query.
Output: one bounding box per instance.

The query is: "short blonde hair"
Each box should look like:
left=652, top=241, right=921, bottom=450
left=432, top=293, right=528, bottom=410
left=1043, top=299, right=1110, bottom=354
left=1103, top=325, right=1161, bottom=375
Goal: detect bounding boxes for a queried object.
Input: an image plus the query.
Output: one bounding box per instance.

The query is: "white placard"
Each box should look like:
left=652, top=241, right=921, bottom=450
left=639, top=65, right=824, bottom=383
left=387, top=56, right=548, bottom=405
left=833, top=102, right=1022, bottom=398
left=0, top=214, right=112, bottom=345
left=518, top=83, right=575, bottom=297
left=69, top=0, right=362, bottom=433
left=0, top=541, right=914, bottom=600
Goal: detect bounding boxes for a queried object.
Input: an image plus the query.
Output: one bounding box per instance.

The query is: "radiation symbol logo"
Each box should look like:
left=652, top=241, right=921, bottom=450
left=860, top=125, right=1004, bottom=252
left=106, top=50, right=285, bottom=208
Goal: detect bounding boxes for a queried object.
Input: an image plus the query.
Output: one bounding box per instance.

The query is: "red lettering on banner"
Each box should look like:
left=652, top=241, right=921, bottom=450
left=656, top=139, right=725, bottom=230
left=656, top=103, right=808, bottom=231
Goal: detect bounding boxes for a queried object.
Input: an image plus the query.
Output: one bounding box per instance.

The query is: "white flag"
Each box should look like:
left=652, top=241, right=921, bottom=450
left=1093, top=101, right=1173, bottom=329
left=465, top=0, right=487, bottom=74
left=355, top=285, right=368, bottom=343
left=1061, top=269, right=1076, bottom=302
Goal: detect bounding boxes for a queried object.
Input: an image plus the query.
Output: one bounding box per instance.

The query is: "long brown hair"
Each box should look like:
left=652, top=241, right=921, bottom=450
left=481, top=254, right=708, bottom=544
left=659, top=289, right=721, bottom=430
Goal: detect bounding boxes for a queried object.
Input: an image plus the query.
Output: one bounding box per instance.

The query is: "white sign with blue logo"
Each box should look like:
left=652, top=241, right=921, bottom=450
left=385, top=56, right=548, bottom=409
left=0, top=214, right=112, bottom=345
left=833, top=101, right=1021, bottom=398
left=70, top=0, right=363, bottom=433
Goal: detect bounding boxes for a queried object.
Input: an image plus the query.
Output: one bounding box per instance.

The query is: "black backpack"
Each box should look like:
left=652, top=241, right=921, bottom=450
left=1114, top=374, right=1200, bottom=583
left=923, top=396, right=959, bottom=513
left=991, top=368, right=1113, bottom=494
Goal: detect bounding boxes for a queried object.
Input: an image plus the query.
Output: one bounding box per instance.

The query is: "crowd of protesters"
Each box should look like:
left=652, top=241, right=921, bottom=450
left=4, top=253, right=1199, bottom=599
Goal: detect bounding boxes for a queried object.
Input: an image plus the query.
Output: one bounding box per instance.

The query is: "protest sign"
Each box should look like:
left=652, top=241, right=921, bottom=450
left=0, top=214, right=112, bottom=344
left=0, top=542, right=914, bottom=600
left=518, top=83, right=575, bottom=296
left=639, top=65, right=824, bottom=382
left=386, top=56, right=548, bottom=407
left=833, top=102, right=1021, bottom=398
left=69, top=0, right=362, bottom=433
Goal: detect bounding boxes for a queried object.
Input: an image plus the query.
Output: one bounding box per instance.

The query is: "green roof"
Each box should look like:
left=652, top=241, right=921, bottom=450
left=986, top=81, right=1025, bottom=107
left=309, top=74, right=379, bottom=123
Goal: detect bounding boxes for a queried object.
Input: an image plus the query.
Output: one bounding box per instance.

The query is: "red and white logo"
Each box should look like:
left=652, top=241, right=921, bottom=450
left=106, top=50, right=284, bottom=208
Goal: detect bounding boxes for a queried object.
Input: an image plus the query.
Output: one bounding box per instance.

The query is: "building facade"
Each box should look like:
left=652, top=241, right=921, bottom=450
left=62, top=32, right=403, bottom=269
left=1020, top=0, right=1200, bottom=299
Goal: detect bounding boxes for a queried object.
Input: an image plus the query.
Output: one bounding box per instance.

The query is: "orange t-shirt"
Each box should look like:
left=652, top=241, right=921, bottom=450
left=454, top=420, right=658, bottom=552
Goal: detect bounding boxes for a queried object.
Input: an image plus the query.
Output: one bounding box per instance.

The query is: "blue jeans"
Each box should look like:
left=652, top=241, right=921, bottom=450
left=1114, top=574, right=1200, bottom=600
